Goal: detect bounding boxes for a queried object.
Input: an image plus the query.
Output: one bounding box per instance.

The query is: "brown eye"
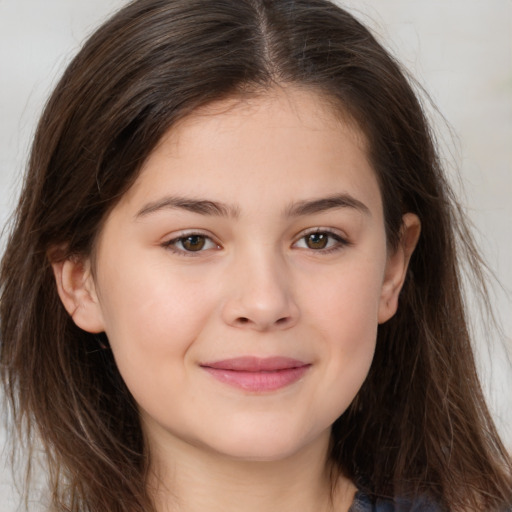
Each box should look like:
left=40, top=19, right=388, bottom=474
left=181, top=235, right=206, bottom=251
left=164, top=233, right=219, bottom=255
left=293, top=230, right=348, bottom=252
left=305, top=233, right=329, bottom=249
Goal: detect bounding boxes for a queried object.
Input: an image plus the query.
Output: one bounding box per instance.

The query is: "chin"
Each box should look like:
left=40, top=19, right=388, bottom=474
left=202, top=425, right=328, bottom=463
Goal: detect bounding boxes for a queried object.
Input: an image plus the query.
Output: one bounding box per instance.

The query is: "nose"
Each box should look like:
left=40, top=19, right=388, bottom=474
left=221, top=250, right=299, bottom=332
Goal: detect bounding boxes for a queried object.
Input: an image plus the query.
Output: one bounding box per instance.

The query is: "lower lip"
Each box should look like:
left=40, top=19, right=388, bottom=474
left=201, top=365, right=310, bottom=392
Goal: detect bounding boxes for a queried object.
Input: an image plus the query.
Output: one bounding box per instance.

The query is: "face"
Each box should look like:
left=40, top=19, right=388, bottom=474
left=57, top=88, right=416, bottom=463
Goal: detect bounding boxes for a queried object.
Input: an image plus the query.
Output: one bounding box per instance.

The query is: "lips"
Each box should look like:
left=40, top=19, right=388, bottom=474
left=200, top=356, right=311, bottom=392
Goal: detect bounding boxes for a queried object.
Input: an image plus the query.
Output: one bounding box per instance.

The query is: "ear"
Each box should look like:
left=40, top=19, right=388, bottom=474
left=378, top=213, right=421, bottom=324
left=51, top=256, right=106, bottom=333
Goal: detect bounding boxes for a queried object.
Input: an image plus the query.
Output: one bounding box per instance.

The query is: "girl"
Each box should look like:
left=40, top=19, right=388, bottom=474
left=1, top=0, right=511, bottom=511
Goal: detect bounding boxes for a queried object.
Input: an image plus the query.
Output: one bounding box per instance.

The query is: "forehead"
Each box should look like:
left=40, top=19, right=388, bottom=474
left=165, top=87, right=367, bottom=155
left=112, top=86, right=380, bottom=217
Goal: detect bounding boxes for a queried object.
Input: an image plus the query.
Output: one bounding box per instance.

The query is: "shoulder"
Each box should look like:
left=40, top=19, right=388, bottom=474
left=349, top=490, right=444, bottom=512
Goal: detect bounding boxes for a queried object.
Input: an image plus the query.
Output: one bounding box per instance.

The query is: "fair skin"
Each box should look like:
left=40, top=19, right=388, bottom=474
left=53, top=87, right=420, bottom=512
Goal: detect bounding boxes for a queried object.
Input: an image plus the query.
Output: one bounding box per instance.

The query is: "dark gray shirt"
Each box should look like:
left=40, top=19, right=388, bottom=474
left=349, top=491, right=442, bottom=511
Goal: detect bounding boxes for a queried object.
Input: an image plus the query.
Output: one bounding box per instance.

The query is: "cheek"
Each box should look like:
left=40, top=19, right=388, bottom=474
left=96, top=259, right=217, bottom=384
left=301, top=258, right=384, bottom=409
left=318, top=287, right=379, bottom=378
left=304, top=254, right=385, bottom=340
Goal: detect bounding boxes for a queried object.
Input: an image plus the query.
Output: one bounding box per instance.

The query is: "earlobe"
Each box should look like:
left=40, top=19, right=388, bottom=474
left=51, top=257, right=105, bottom=333
left=378, top=213, right=421, bottom=324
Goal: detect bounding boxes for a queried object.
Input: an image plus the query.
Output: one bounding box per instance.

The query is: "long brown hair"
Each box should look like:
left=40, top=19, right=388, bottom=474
left=1, top=0, right=511, bottom=510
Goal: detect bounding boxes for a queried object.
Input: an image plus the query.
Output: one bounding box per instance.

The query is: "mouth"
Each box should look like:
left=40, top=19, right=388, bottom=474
left=199, top=356, right=311, bottom=392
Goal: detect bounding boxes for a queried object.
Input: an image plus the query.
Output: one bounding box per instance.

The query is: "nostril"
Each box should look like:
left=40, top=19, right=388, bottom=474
left=234, top=316, right=291, bottom=327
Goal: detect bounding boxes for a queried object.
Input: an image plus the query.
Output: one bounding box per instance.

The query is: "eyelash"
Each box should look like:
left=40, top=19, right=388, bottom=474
left=162, top=232, right=221, bottom=256
left=162, top=229, right=350, bottom=256
left=293, top=229, right=350, bottom=254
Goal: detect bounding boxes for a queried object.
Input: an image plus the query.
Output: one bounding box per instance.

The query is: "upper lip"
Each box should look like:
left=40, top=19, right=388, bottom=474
left=200, top=356, right=309, bottom=372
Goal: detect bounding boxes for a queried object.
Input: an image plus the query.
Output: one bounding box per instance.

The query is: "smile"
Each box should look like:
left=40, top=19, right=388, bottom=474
left=199, top=356, right=311, bottom=392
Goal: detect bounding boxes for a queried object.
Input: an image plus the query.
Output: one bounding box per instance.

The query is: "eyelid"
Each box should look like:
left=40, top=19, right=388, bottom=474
left=161, top=230, right=222, bottom=255
left=292, top=227, right=351, bottom=251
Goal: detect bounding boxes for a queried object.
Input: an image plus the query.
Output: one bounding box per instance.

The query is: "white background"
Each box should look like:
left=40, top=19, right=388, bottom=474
left=1, top=1, right=511, bottom=510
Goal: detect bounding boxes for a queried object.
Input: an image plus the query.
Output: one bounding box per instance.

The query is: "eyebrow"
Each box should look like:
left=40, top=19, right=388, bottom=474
left=284, top=194, right=371, bottom=217
left=135, top=196, right=240, bottom=219
left=135, top=193, right=370, bottom=220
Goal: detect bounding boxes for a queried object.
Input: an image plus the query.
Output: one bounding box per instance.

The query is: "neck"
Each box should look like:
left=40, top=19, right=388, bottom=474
left=147, top=431, right=356, bottom=512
